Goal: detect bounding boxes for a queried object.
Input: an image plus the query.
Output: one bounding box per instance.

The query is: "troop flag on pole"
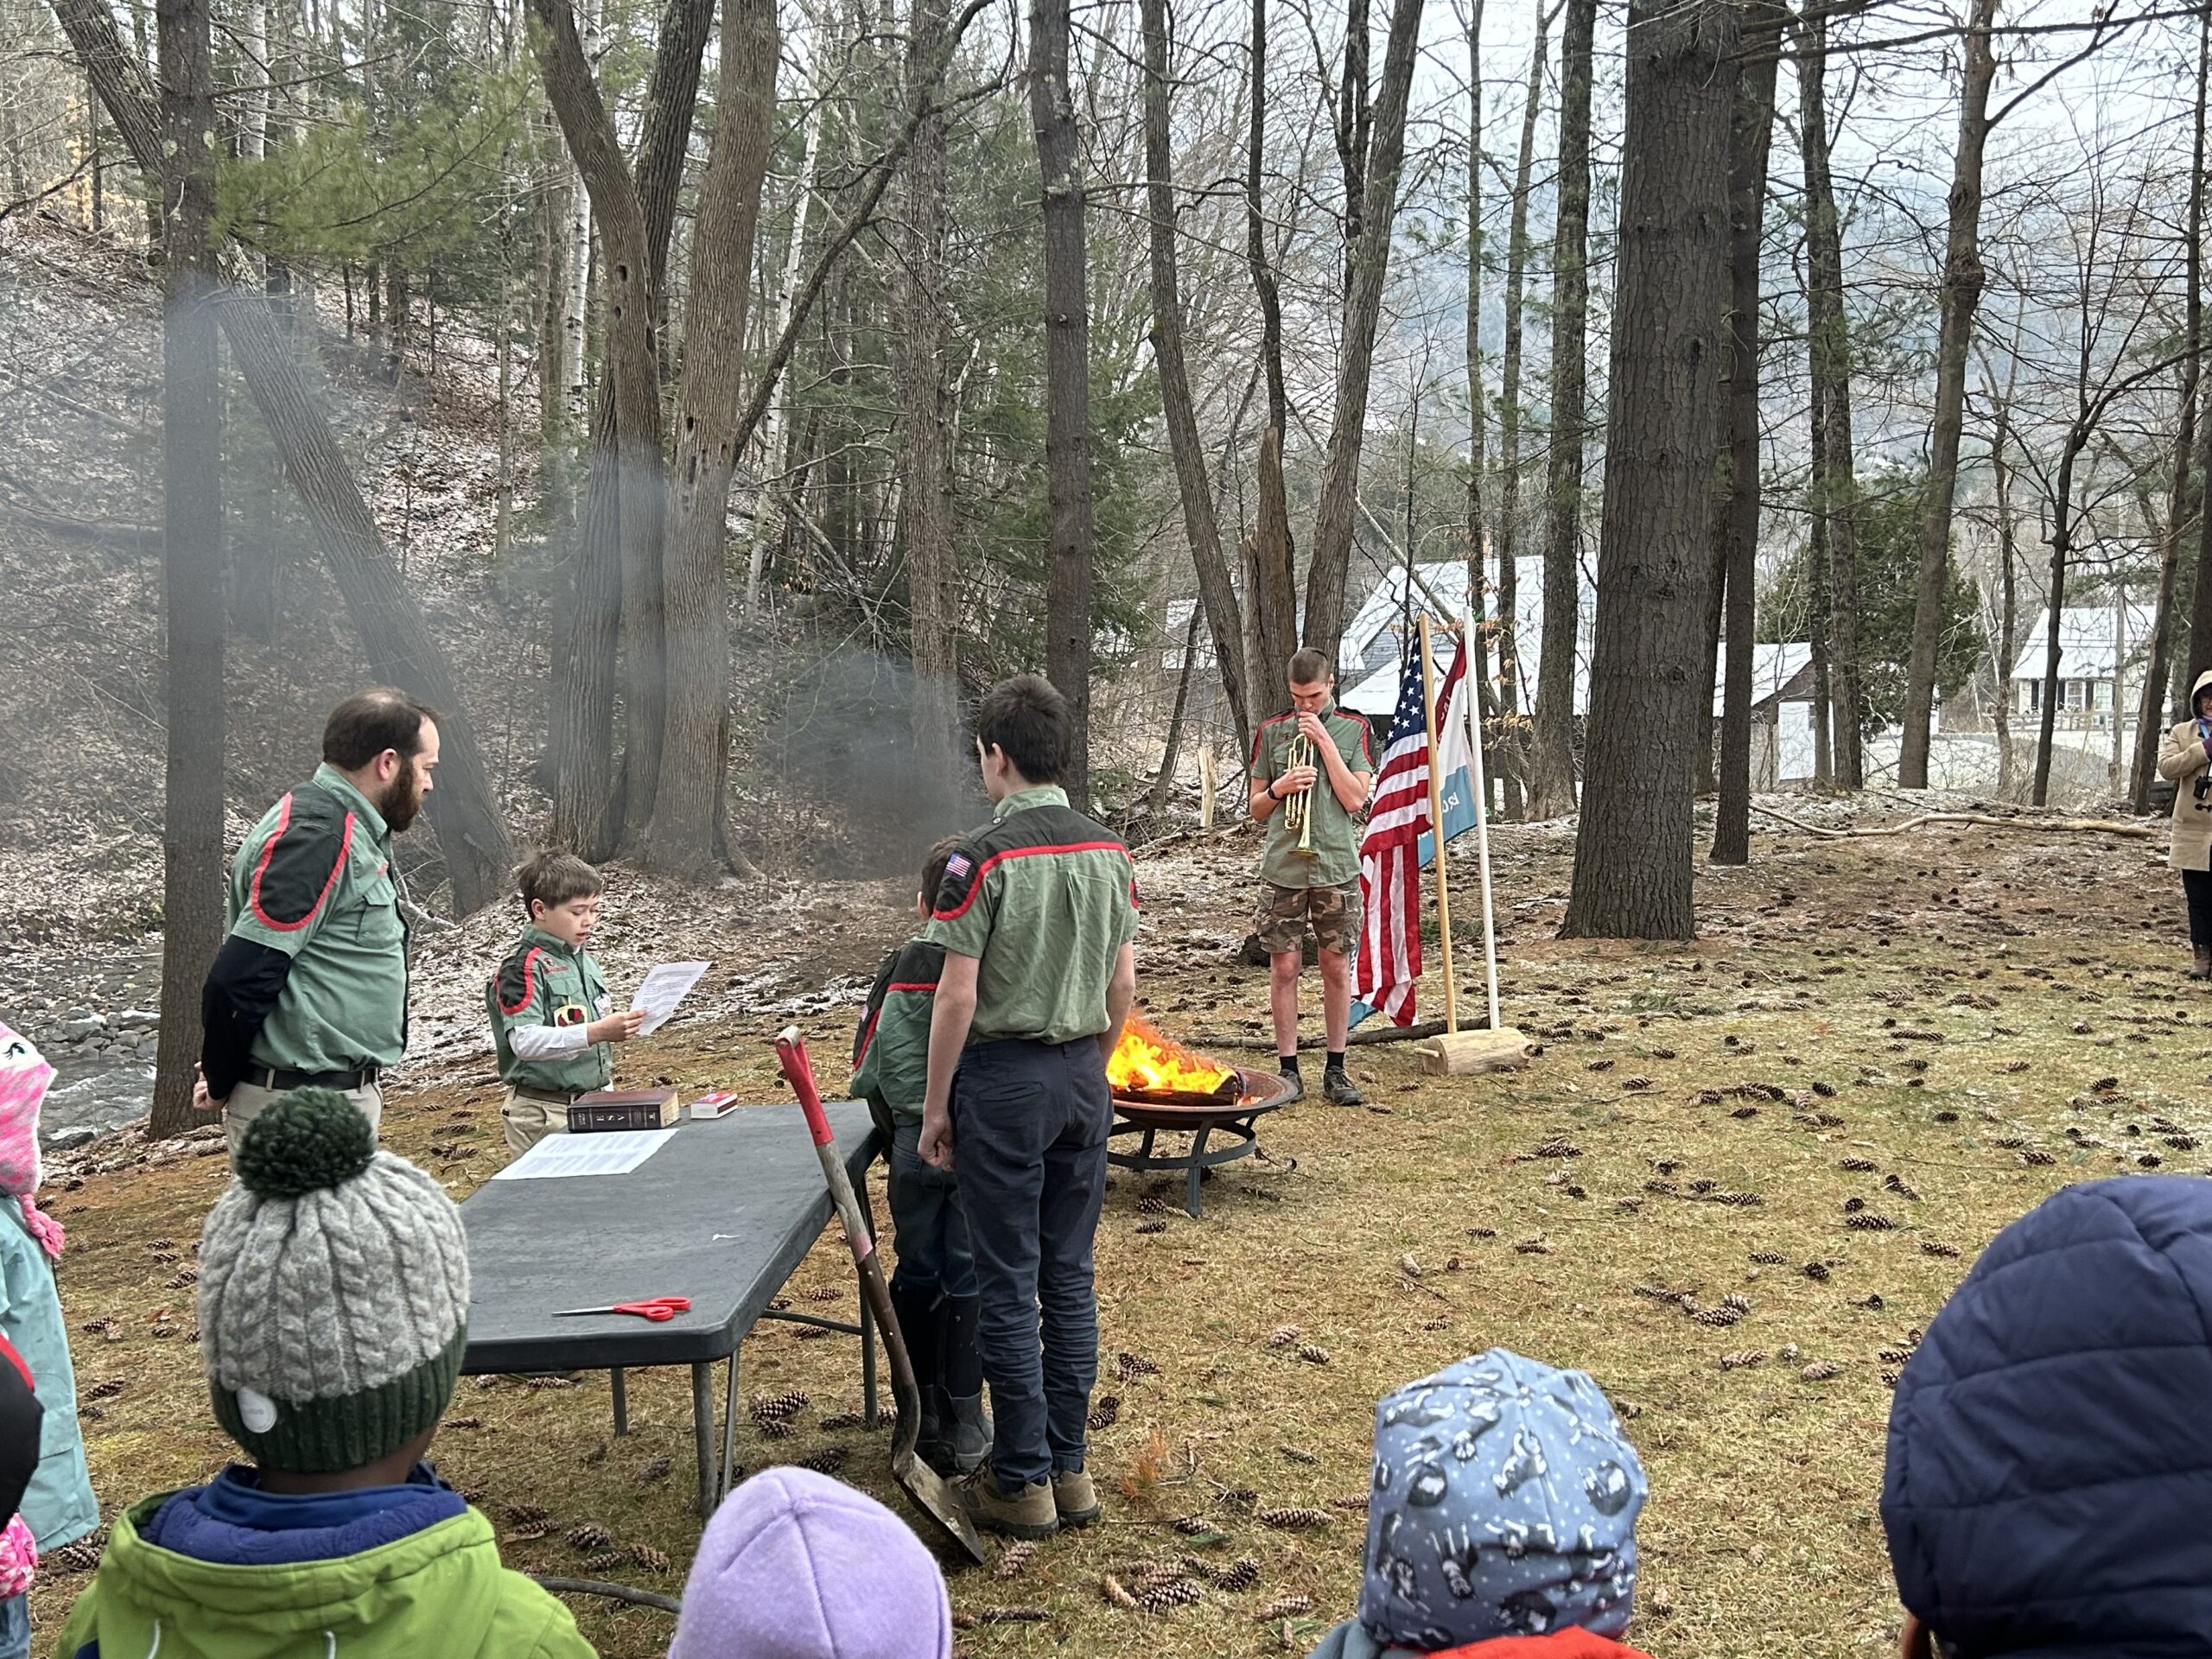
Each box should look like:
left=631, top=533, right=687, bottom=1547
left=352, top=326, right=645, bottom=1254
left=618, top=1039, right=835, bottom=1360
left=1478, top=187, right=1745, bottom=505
left=1417, top=640, right=1473, bottom=870
left=1352, top=643, right=1441, bottom=1027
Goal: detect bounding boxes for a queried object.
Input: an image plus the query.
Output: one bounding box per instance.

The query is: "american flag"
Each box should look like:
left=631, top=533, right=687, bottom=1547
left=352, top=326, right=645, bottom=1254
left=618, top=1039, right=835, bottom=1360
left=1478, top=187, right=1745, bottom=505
left=1354, top=639, right=1466, bottom=1026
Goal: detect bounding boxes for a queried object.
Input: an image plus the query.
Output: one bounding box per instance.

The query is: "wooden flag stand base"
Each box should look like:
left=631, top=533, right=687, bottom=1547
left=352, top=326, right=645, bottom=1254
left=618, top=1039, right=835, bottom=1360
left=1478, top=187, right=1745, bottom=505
left=1410, top=612, right=1532, bottom=1078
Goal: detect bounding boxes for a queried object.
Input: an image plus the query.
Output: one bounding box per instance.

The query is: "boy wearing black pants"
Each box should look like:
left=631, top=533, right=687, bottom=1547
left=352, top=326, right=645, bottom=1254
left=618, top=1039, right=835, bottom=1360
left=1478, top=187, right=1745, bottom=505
left=918, top=676, right=1140, bottom=1540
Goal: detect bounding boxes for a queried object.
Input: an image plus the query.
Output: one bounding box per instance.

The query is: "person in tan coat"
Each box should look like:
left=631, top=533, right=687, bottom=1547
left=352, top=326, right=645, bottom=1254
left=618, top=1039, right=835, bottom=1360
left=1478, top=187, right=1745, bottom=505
left=2158, top=667, right=2212, bottom=978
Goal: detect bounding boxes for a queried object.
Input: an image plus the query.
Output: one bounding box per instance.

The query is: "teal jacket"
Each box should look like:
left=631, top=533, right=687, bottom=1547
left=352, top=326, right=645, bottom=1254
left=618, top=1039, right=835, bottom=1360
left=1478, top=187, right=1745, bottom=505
left=57, top=1492, right=596, bottom=1658
left=0, top=1198, right=98, bottom=1551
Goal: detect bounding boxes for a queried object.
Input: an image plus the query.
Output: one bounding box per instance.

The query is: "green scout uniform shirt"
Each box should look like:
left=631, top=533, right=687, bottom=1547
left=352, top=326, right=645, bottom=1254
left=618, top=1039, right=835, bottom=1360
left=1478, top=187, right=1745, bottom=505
left=486, top=925, right=616, bottom=1096
left=224, top=763, right=410, bottom=1075
left=924, top=785, right=1141, bottom=1047
left=850, top=937, right=944, bottom=1132
left=1250, top=702, right=1373, bottom=887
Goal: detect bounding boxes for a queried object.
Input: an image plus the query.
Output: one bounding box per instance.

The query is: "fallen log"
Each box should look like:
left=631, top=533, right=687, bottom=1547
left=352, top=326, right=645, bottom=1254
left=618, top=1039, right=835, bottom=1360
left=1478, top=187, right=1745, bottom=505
left=531, top=1576, right=682, bottom=1614
left=1750, top=804, right=2152, bottom=841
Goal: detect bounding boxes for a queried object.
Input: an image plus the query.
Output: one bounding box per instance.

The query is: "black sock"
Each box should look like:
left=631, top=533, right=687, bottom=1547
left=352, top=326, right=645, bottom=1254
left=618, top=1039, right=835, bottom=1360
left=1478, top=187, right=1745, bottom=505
left=1279, top=1053, right=1300, bottom=1076
left=1327, top=1050, right=1345, bottom=1071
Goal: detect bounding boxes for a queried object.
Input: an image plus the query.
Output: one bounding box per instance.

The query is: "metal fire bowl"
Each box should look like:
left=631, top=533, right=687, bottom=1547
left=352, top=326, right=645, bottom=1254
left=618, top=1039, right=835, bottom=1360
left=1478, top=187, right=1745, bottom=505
left=1108, top=1066, right=1292, bottom=1218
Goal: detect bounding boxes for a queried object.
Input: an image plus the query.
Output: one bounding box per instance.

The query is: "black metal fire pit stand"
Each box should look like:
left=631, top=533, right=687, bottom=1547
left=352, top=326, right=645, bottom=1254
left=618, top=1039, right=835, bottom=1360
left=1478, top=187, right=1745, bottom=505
left=1107, top=1108, right=1272, bottom=1217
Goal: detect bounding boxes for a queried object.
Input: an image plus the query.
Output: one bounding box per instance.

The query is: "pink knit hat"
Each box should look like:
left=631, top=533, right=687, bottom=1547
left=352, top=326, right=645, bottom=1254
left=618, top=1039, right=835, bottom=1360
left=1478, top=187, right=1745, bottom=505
left=0, top=1027, right=63, bottom=1261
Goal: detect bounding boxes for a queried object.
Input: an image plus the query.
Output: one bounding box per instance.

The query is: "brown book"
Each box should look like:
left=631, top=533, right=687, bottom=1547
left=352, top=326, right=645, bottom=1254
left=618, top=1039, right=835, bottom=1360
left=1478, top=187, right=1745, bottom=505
left=567, top=1087, right=681, bottom=1134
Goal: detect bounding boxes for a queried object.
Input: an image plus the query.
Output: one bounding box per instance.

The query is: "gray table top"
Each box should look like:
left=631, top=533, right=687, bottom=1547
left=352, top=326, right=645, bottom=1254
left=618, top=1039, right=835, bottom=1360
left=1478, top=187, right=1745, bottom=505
left=459, top=1097, right=880, bottom=1375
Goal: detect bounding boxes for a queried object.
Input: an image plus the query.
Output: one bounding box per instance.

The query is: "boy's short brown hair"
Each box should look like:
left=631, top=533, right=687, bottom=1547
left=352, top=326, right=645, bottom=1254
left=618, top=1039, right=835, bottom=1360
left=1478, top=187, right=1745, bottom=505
left=920, top=836, right=964, bottom=914
left=1286, top=647, right=1331, bottom=687
left=517, top=851, right=603, bottom=916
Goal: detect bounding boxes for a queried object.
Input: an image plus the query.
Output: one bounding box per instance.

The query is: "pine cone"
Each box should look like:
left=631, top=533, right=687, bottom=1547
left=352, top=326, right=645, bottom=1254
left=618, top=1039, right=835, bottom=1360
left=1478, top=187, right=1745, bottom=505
left=1841, top=1196, right=1866, bottom=1213
left=820, top=1410, right=867, bottom=1431
left=1102, top=1573, right=1141, bottom=1611
left=1722, top=1291, right=1751, bottom=1313
left=1880, top=1367, right=1902, bottom=1387
left=751, top=1390, right=810, bottom=1425
left=1719, top=1350, right=1764, bottom=1370
left=1989, top=1135, right=2027, bottom=1149
left=1688, top=1178, right=1718, bottom=1194
left=639, top=1454, right=673, bottom=1483
left=444, top=1414, right=483, bottom=1430
left=527, top=1375, right=573, bottom=1390
left=1329, top=1493, right=1370, bottom=1511
left=1266, top=1326, right=1301, bottom=1348
left=1513, top=1238, right=1553, bottom=1255
left=1811, top=1079, right=1838, bottom=1097
left=1838, top=1157, right=1878, bottom=1173
left=50, top=1535, right=105, bottom=1573
left=1137, top=1196, right=1173, bottom=1215
left=1135, top=1219, right=1168, bottom=1235
left=1115, top=1351, right=1160, bottom=1382
left=1088, top=1394, right=1122, bottom=1431
left=507, top=1501, right=552, bottom=1525
left=798, top=1446, right=846, bottom=1475
left=1533, top=1138, right=1581, bottom=1159
left=1883, top=1174, right=1923, bottom=1200
left=1213, top=1557, right=1261, bottom=1592
left=1421, top=1315, right=1452, bottom=1332
left=1799, top=1359, right=1841, bottom=1381
left=1846, top=1211, right=1898, bottom=1231
left=1749, top=1251, right=1788, bottom=1266
left=629, top=1543, right=671, bottom=1573
left=1257, top=1595, right=1314, bottom=1620
left=1920, top=1241, right=1961, bottom=1259
left=582, top=1549, right=626, bottom=1573
left=1585, top=1058, right=1614, bottom=1073
left=1278, top=1445, right=1319, bottom=1464
left=974, top=1606, right=1052, bottom=1624
left=580, top=1441, right=608, bottom=1465
left=757, top=1416, right=794, bottom=1440
left=1297, top=1344, right=1330, bottom=1365
left=1257, top=1506, right=1331, bottom=1529
left=1172, top=1515, right=1212, bottom=1535
left=86, top=1377, right=125, bottom=1401
left=1691, top=1306, right=1743, bottom=1327
left=1850, top=1293, right=1885, bottom=1310
left=1624, top=1075, right=1653, bottom=1090
left=997, top=1540, right=1039, bottom=1580
left=2166, top=1134, right=2198, bottom=1151
left=804, top=1286, right=842, bottom=1303
left=567, top=1523, right=614, bottom=1549
left=1728, top=1104, right=1759, bottom=1120
left=1643, top=1179, right=1680, bottom=1196
left=1136, top=1576, right=1204, bottom=1612
left=1878, top=1346, right=1916, bottom=1363
left=1802, top=1261, right=1832, bottom=1281
left=1218, top=1485, right=1258, bottom=1509
left=2022, top=1149, right=2056, bottom=1166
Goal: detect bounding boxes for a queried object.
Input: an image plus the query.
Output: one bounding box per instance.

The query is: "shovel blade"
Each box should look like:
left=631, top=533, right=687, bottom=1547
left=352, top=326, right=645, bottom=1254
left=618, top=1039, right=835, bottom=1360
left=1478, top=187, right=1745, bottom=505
left=892, top=1445, right=987, bottom=1564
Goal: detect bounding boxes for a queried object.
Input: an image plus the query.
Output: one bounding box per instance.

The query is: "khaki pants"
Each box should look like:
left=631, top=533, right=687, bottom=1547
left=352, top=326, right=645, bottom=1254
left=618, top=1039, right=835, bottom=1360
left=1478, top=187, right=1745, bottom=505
left=500, top=1088, right=574, bottom=1155
left=225, top=1077, right=384, bottom=1160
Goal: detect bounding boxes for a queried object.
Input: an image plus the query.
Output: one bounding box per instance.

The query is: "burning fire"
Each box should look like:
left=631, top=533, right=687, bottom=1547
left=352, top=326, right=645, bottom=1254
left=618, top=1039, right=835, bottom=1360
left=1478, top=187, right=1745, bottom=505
left=1108, top=1013, right=1236, bottom=1097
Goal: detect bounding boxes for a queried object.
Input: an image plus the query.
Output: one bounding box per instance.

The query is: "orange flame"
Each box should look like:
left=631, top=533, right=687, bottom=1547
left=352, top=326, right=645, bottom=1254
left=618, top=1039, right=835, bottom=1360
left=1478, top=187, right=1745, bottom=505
left=1107, top=1012, right=1236, bottom=1096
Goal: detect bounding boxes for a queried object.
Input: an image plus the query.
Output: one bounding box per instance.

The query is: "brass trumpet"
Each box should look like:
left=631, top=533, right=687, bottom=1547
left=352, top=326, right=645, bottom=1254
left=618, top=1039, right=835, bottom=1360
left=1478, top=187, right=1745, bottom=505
left=1283, top=733, right=1317, bottom=855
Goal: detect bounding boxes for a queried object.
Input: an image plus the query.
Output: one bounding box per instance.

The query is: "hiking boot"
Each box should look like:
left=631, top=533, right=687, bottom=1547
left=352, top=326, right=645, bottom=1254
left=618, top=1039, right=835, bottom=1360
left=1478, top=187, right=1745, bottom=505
left=960, top=1472, right=1058, bottom=1540
left=1321, top=1064, right=1364, bottom=1107
left=1275, top=1071, right=1304, bottom=1105
left=1052, top=1467, right=1102, bottom=1529
left=2191, top=946, right=2211, bottom=982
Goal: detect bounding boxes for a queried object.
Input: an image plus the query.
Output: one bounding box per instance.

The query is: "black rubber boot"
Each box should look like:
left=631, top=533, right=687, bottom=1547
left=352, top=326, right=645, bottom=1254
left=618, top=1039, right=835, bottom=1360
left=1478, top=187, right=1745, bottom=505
left=943, top=1294, right=992, bottom=1475
left=2191, top=945, right=2210, bottom=982
left=892, top=1281, right=950, bottom=1472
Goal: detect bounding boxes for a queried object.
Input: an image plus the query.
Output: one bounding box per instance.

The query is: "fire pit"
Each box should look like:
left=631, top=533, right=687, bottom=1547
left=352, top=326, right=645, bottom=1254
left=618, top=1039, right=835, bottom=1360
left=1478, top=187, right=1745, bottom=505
left=1105, top=1017, right=1295, bottom=1218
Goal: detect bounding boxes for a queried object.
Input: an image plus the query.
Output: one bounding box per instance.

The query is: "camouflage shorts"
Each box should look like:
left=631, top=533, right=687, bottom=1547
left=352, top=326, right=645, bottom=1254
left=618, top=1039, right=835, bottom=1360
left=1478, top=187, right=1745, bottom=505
left=1255, top=880, right=1362, bottom=957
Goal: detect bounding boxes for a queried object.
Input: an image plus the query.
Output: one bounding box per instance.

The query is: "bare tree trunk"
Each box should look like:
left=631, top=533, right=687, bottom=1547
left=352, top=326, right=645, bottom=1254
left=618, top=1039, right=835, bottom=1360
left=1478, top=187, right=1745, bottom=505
left=1489, top=10, right=1547, bottom=819
left=1141, top=0, right=1252, bottom=764
left=743, top=73, right=823, bottom=620
left=1297, top=0, right=1427, bottom=668
left=1992, top=410, right=2018, bottom=797
left=149, top=0, right=222, bottom=1141
left=1562, top=0, right=1737, bottom=941
left=1243, top=0, right=1295, bottom=721
left=639, top=0, right=776, bottom=877
left=1149, top=606, right=1204, bottom=817
left=1899, top=0, right=1999, bottom=788
left=1032, top=0, right=1096, bottom=806
left=2137, top=10, right=2207, bottom=810
left=1527, top=0, right=1592, bottom=821
left=1709, top=0, right=1782, bottom=866
left=1796, top=5, right=1862, bottom=786
left=537, top=124, right=575, bottom=529
left=1460, top=0, right=1495, bottom=812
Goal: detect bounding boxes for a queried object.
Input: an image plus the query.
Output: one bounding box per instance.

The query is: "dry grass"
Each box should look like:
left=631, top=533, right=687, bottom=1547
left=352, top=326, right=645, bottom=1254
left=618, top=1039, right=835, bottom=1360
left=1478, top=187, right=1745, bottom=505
left=33, top=817, right=2201, bottom=1658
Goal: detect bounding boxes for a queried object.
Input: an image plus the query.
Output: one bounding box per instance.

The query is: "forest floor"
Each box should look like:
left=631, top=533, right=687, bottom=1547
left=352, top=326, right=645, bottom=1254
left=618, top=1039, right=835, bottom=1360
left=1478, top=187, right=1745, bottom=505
left=29, top=803, right=2192, bottom=1657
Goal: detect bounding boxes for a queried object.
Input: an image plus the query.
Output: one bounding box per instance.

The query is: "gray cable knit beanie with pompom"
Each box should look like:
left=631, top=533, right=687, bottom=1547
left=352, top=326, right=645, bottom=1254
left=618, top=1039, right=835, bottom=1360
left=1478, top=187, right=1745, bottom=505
left=199, top=1088, right=470, bottom=1472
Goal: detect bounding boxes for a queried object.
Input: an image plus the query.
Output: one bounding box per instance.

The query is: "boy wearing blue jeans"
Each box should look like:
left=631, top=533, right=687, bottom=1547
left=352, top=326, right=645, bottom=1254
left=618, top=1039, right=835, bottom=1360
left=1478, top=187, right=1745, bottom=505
left=851, top=836, right=988, bottom=1476
left=919, top=676, right=1140, bottom=1540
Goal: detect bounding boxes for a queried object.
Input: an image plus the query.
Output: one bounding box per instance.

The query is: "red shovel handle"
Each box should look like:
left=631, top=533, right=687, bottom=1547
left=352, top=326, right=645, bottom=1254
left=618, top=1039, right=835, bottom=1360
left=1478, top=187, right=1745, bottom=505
left=775, top=1028, right=837, bottom=1147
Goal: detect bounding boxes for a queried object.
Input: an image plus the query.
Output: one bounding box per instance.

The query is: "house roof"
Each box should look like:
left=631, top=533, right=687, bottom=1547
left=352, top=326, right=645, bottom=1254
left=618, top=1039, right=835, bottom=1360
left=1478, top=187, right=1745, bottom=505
left=2009, top=602, right=2159, bottom=681
left=1338, top=556, right=1596, bottom=718
left=1712, top=642, right=1815, bottom=716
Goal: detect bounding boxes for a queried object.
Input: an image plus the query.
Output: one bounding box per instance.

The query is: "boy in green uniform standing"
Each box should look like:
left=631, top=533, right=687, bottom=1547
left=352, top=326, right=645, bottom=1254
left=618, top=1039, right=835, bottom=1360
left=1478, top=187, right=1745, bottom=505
left=918, top=676, right=1140, bottom=1540
left=851, top=836, right=989, bottom=1477
left=486, top=853, right=645, bottom=1153
left=1248, top=647, right=1374, bottom=1106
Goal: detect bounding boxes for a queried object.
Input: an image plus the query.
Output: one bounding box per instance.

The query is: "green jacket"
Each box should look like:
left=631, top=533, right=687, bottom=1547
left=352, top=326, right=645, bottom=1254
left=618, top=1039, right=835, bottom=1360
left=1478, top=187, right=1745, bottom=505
left=486, top=926, right=614, bottom=1097
left=851, top=938, right=943, bottom=1133
left=56, top=1494, right=596, bottom=1659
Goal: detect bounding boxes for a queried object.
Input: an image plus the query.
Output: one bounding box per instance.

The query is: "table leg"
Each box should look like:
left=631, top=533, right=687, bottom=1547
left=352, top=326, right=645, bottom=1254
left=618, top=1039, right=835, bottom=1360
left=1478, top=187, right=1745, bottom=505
left=720, top=1345, right=741, bottom=1503
left=610, top=1367, right=628, bottom=1437
left=691, top=1362, right=715, bottom=1517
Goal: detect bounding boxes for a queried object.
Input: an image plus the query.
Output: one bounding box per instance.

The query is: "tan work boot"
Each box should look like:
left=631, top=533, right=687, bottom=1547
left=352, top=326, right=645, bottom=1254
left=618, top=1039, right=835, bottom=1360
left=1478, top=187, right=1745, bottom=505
left=960, top=1471, right=1058, bottom=1540
left=1052, top=1467, right=1102, bottom=1529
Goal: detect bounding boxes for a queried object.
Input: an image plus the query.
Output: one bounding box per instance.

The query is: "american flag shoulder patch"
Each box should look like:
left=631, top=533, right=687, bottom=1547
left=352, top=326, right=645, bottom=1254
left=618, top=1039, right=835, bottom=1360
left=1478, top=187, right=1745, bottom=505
left=944, top=852, right=973, bottom=880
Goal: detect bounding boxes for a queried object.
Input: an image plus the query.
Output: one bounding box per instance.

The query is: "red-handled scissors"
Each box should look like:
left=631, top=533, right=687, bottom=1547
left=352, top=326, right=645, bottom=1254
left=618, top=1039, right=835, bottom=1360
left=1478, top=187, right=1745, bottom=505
left=554, top=1296, right=692, bottom=1322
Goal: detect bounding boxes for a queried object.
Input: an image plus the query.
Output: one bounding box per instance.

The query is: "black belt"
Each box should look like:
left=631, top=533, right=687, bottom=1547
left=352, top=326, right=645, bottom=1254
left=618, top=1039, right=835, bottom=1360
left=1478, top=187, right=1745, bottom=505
left=245, top=1065, right=379, bottom=1092
left=509, top=1084, right=580, bottom=1107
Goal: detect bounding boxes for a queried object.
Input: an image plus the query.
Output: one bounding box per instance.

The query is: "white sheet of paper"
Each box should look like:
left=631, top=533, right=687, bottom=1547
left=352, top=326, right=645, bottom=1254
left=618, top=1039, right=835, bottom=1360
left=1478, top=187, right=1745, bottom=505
left=489, top=1127, right=680, bottom=1181
left=630, top=960, right=709, bottom=1036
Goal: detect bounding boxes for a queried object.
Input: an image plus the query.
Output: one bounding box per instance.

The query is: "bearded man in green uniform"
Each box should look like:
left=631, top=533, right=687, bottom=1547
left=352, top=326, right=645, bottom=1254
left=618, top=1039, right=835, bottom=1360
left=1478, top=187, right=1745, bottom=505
left=195, top=689, right=439, bottom=1154
left=1248, top=648, right=1374, bottom=1106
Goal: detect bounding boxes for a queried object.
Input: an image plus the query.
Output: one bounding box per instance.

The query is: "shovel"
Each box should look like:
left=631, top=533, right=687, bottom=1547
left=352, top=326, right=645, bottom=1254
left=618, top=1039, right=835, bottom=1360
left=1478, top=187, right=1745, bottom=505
left=773, top=1027, right=987, bottom=1565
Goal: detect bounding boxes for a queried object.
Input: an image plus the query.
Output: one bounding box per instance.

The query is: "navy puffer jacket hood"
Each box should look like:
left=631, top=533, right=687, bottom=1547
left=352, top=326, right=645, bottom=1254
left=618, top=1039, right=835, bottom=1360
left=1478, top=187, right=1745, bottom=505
left=1881, top=1176, right=2212, bottom=1657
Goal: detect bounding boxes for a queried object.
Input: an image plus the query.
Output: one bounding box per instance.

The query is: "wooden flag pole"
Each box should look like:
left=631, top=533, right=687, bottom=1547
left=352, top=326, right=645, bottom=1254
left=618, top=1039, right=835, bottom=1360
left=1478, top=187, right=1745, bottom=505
left=1457, top=622, right=1503, bottom=1032
left=1416, top=613, right=1460, bottom=1034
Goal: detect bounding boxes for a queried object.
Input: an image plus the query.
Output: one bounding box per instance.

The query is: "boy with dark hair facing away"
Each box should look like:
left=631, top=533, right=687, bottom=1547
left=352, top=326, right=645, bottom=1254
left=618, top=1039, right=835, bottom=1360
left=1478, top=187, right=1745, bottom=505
left=919, top=674, right=1140, bottom=1540
left=851, top=836, right=990, bottom=1477
left=487, top=852, right=645, bottom=1154
left=59, top=1090, right=594, bottom=1658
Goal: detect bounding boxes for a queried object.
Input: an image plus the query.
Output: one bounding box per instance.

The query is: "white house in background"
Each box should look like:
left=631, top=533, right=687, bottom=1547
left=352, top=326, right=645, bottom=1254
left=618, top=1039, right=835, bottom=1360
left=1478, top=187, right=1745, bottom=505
left=1719, top=641, right=1819, bottom=786
left=2006, top=601, right=2157, bottom=738
left=1334, top=556, right=1597, bottom=717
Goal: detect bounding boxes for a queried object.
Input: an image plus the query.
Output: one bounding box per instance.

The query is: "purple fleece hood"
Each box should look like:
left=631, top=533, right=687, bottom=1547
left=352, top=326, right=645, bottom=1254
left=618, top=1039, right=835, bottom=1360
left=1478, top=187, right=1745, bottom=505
left=670, top=1467, right=953, bottom=1659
